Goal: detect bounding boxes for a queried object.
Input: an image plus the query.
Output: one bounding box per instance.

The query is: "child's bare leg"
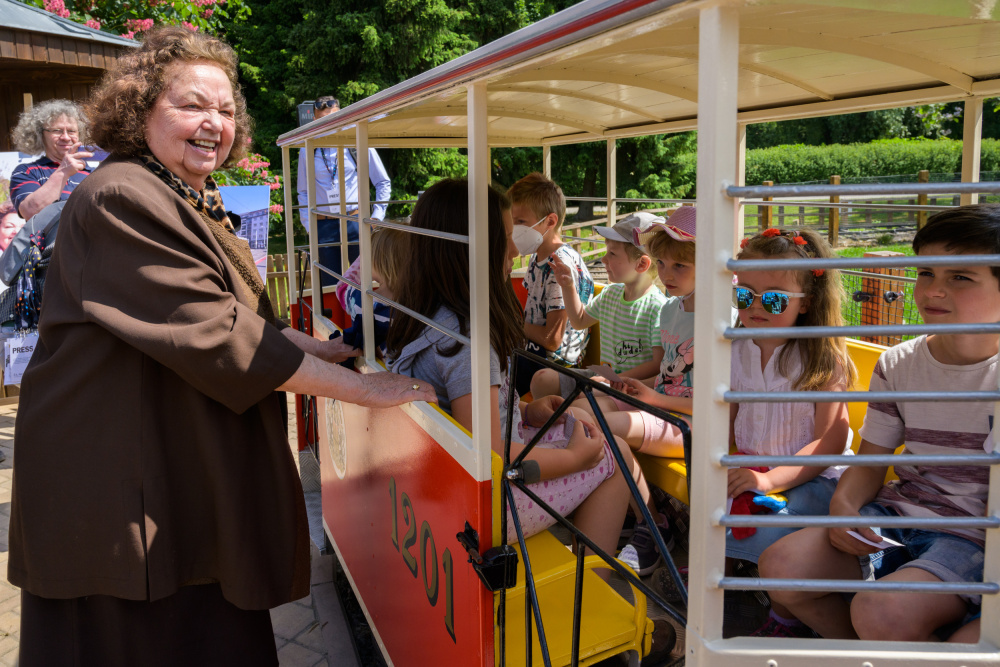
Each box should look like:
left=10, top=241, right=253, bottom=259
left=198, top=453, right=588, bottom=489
left=637, top=415, right=686, bottom=459
left=947, top=618, right=980, bottom=644
left=851, top=569, right=968, bottom=642
left=570, top=394, right=620, bottom=419
left=529, top=368, right=561, bottom=398
left=760, top=527, right=862, bottom=639
left=608, top=434, right=662, bottom=521
left=604, top=410, right=647, bottom=451
left=573, top=462, right=631, bottom=582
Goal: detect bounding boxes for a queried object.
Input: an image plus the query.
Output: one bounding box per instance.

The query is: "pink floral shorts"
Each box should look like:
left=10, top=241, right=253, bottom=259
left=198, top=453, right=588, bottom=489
left=505, top=419, right=616, bottom=544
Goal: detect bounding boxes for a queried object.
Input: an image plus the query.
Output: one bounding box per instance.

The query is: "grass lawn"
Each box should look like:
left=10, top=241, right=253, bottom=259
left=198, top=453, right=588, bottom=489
left=835, top=244, right=914, bottom=257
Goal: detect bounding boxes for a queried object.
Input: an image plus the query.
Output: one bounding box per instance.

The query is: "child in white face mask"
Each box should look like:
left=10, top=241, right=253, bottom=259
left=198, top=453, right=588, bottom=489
left=509, top=172, right=594, bottom=396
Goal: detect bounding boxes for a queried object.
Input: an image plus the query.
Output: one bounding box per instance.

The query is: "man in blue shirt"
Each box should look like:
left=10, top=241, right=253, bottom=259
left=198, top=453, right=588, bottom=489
left=296, top=96, right=392, bottom=289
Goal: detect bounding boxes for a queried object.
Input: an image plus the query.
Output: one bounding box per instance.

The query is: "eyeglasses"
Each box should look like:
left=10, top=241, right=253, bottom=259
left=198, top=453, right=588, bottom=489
left=44, top=128, right=79, bottom=137
left=314, top=100, right=338, bottom=110
left=732, top=286, right=805, bottom=315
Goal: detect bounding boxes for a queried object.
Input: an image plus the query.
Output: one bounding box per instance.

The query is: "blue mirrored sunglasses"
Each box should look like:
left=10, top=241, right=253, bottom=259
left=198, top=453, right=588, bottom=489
left=732, top=286, right=805, bottom=315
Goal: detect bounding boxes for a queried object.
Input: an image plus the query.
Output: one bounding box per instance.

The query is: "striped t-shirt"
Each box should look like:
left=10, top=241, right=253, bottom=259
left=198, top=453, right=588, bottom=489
left=583, top=282, right=666, bottom=374
left=860, top=335, right=995, bottom=547
left=10, top=157, right=90, bottom=217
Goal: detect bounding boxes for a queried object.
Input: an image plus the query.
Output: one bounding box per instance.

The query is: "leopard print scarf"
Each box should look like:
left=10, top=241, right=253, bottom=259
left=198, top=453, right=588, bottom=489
left=139, top=153, right=277, bottom=325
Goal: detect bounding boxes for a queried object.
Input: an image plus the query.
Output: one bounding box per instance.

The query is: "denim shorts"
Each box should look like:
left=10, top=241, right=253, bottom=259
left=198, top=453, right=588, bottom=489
left=725, top=474, right=839, bottom=564
left=859, top=502, right=986, bottom=606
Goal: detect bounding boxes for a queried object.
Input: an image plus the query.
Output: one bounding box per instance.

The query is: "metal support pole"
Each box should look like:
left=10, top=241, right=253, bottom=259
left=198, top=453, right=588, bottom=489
left=691, top=4, right=739, bottom=654
left=338, top=146, right=349, bottom=278
left=468, top=82, right=492, bottom=483
left=735, top=123, right=746, bottom=253
left=357, top=122, right=375, bottom=362
left=543, top=145, right=552, bottom=178
left=281, top=145, right=297, bottom=306
left=962, top=98, right=984, bottom=206
left=305, top=138, right=321, bottom=322
left=606, top=139, right=617, bottom=224
left=828, top=175, right=840, bottom=247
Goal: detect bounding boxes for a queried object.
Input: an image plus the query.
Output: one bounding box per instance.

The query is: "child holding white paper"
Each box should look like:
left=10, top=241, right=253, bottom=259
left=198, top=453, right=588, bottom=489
left=760, top=206, right=1000, bottom=644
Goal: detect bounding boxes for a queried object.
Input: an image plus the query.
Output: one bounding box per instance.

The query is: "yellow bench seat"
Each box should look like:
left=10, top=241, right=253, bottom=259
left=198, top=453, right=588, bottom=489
left=501, top=530, right=652, bottom=666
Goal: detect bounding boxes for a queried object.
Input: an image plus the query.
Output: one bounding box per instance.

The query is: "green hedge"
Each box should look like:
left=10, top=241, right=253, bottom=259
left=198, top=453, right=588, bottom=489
left=744, top=138, right=1000, bottom=185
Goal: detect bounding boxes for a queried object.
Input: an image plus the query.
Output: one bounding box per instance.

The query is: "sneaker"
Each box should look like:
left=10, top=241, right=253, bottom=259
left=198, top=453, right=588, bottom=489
left=618, top=521, right=675, bottom=576
left=750, top=616, right=816, bottom=639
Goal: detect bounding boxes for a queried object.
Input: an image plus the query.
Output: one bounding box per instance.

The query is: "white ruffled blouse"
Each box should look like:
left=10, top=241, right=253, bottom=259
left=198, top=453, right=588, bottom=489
left=730, top=339, right=849, bottom=479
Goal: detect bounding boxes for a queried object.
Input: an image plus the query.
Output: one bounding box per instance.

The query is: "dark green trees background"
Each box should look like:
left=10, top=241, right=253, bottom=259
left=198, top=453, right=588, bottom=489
left=222, top=0, right=999, bottom=226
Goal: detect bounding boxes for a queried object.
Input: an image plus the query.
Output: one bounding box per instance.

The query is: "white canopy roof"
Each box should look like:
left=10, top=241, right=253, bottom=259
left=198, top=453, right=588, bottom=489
left=277, top=0, right=1000, bottom=149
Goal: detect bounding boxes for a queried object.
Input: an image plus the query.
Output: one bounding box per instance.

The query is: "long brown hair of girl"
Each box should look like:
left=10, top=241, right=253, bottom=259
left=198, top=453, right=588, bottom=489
left=386, top=178, right=524, bottom=370
left=737, top=228, right=857, bottom=391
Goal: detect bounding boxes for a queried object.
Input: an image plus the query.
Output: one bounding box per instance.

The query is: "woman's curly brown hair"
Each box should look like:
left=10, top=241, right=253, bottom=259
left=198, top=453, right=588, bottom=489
left=86, top=25, right=251, bottom=168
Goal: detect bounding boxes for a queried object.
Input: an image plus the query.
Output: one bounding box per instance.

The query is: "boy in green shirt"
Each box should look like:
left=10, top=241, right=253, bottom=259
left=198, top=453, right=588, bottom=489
left=532, top=212, right=667, bottom=399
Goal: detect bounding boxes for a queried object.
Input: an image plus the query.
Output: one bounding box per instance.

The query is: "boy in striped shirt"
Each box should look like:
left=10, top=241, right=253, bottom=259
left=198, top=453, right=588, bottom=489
left=543, top=212, right=666, bottom=397
left=759, top=205, right=999, bottom=643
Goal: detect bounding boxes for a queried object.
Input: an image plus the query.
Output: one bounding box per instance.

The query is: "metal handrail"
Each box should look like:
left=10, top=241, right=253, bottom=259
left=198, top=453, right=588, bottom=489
left=719, top=578, right=999, bottom=596
left=368, top=291, right=469, bottom=347
left=720, top=453, right=1000, bottom=468
left=361, top=217, right=469, bottom=244
left=718, top=515, right=1000, bottom=530
left=725, top=390, right=1000, bottom=403
left=841, top=269, right=917, bottom=283
left=312, top=262, right=362, bottom=291
left=729, top=254, right=1000, bottom=271
left=741, top=199, right=954, bottom=212
left=725, top=323, right=1000, bottom=339
left=728, top=181, right=1000, bottom=198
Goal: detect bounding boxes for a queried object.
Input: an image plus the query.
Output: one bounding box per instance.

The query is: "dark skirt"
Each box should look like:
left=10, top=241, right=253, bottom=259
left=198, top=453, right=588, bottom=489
left=19, top=584, right=278, bottom=667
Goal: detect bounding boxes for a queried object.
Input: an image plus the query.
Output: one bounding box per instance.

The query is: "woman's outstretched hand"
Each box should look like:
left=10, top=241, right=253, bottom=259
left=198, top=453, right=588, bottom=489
left=357, top=372, right=438, bottom=408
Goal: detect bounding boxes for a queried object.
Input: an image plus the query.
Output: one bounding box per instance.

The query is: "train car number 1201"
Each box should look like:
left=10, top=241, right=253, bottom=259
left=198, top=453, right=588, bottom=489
left=389, top=477, right=456, bottom=642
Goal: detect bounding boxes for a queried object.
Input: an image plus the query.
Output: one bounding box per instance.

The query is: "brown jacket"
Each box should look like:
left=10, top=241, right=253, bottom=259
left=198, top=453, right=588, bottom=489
left=8, top=158, right=310, bottom=610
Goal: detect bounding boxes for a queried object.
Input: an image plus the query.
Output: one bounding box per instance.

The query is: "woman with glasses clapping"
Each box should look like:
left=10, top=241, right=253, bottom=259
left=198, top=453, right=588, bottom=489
left=9, top=99, right=92, bottom=221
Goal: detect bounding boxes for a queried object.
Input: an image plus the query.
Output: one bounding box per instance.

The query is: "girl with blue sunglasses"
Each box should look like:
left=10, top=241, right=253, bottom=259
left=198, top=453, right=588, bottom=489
left=727, top=227, right=858, bottom=638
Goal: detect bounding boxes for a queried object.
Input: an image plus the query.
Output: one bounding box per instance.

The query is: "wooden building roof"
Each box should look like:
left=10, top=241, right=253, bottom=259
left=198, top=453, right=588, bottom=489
left=0, top=0, right=134, bottom=151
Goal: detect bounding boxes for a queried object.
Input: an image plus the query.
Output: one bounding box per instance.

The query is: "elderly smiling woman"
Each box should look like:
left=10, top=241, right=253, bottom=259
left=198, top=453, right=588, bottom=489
left=9, top=98, right=93, bottom=220
left=7, top=26, right=435, bottom=667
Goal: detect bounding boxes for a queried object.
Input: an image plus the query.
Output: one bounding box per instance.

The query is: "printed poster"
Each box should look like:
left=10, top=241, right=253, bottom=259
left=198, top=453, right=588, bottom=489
left=218, top=185, right=270, bottom=283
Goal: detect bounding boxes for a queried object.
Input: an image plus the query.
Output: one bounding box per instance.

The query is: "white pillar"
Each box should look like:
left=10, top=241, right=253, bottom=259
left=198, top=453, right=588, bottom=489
left=606, top=139, right=617, bottom=223
left=468, top=82, right=492, bottom=482
left=281, top=145, right=297, bottom=310
left=542, top=145, right=552, bottom=178
left=961, top=98, right=983, bottom=206
left=305, top=138, right=321, bottom=326
left=735, top=123, right=747, bottom=254
left=338, top=146, right=349, bottom=276
left=987, top=383, right=1000, bottom=649
left=690, top=4, right=740, bottom=657
left=356, top=122, right=375, bottom=362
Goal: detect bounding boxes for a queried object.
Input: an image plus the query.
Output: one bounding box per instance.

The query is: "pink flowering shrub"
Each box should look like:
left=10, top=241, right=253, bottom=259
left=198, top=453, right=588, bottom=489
left=44, top=0, right=70, bottom=18
left=28, top=0, right=246, bottom=38
left=125, top=18, right=154, bottom=32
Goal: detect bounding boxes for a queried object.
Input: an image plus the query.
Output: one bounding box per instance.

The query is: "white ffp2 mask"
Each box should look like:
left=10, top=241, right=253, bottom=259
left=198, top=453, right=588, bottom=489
left=512, top=216, right=550, bottom=256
